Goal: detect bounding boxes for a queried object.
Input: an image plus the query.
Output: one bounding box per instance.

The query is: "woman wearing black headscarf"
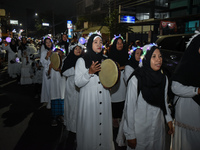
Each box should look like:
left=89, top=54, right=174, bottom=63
left=61, top=44, right=83, bottom=146
left=171, top=31, right=200, bottom=150
left=108, top=36, right=129, bottom=128
left=40, top=37, right=54, bottom=109
left=57, top=32, right=69, bottom=56
left=74, top=33, right=114, bottom=150
left=124, top=47, right=143, bottom=83
left=2, top=38, right=21, bottom=78
left=123, top=45, right=173, bottom=150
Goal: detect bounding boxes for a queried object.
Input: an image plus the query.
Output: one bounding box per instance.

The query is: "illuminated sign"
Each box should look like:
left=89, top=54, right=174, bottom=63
left=10, top=20, right=18, bottom=25
left=120, top=15, right=135, bottom=23
left=67, top=20, right=73, bottom=39
left=42, top=23, right=49, bottom=26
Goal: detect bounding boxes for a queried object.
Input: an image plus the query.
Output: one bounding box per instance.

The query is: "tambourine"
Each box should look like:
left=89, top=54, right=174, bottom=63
left=99, top=59, right=120, bottom=88
left=50, top=52, right=62, bottom=70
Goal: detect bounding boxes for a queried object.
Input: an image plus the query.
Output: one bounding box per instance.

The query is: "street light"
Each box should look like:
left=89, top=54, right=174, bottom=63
left=35, top=13, right=38, bottom=17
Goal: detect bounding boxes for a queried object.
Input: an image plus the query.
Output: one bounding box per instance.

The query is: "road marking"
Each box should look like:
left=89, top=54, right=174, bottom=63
left=0, top=80, right=17, bottom=88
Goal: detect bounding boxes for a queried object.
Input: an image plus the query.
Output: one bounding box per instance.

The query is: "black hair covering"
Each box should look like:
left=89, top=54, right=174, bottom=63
left=44, top=38, right=53, bottom=50
left=18, top=37, right=27, bottom=51
left=108, top=37, right=129, bottom=66
left=10, top=38, right=18, bottom=53
left=61, top=45, right=83, bottom=74
left=82, top=34, right=104, bottom=76
left=128, top=48, right=143, bottom=69
left=172, top=34, right=200, bottom=104
left=128, top=46, right=167, bottom=114
left=58, top=32, right=69, bottom=56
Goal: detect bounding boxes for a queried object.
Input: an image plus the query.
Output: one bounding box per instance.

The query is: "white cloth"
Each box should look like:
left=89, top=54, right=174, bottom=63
left=123, top=76, right=172, bottom=150
left=40, top=48, right=51, bottom=108
left=19, top=49, right=32, bottom=85
left=49, top=68, right=65, bottom=100
left=171, top=81, right=200, bottom=150
left=124, top=65, right=134, bottom=83
left=2, top=44, right=21, bottom=78
left=75, top=58, right=115, bottom=150
left=110, top=70, right=127, bottom=103
left=62, top=67, right=79, bottom=133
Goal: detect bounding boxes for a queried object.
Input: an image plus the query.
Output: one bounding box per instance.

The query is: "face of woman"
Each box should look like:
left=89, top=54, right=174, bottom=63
left=135, top=49, right=142, bottom=61
left=62, top=34, right=68, bottom=42
left=45, top=39, right=52, bottom=49
left=74, top=46, right=82, bottom=56
left=116, top=39, right=123, bottom=51
left=150, top=49, right=162, bottom=71
left=92, top=37, right=103, bottom=53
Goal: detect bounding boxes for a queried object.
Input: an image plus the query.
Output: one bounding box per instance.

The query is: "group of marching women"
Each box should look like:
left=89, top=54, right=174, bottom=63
left=39, top=30, right=199, bottom=150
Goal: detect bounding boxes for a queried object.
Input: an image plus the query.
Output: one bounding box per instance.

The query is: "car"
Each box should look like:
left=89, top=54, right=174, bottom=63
left=155, top=33, right=194, bottom=78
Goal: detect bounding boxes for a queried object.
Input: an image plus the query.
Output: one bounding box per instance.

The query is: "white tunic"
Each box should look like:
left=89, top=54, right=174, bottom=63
left=124, top=65, right=134, bottom=83
left=123, top=76, right=172, bottom=150
left=63, top=67, right=79, bottom=133
left=171, top=81, right=200, bottom=150
left=49, top=68, right=65, bottom=100
left=75, top=58, right=114, bottom=150
left=40, top=46, right=51, bottom=108
left=110, top=70, right=127, bottom=103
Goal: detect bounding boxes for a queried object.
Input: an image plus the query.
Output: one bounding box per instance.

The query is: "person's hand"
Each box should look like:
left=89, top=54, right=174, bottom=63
left=119, top=66, right=125, bottom=71
left=89, top=61, right=101, bottom=74
left=46, top=50, right=52, bottom=59
left=127, top=138, right=137, bottom=149
left=168, top=121, right=174, bottom=135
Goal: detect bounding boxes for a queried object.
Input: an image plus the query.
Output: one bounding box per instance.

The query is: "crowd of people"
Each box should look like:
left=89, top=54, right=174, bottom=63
left=0, top=30, right=200, bottom=150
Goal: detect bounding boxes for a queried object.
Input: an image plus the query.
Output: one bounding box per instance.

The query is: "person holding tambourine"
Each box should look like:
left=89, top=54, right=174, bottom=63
left=74, top=31, right=114, bottom=150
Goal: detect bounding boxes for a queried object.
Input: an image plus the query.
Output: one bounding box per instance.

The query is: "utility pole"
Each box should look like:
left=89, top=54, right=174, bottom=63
left=52, top=11, right=55, bottom=37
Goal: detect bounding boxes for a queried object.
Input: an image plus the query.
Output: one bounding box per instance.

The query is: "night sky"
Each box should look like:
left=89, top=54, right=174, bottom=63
left=0, top=0, right=77, bottom=23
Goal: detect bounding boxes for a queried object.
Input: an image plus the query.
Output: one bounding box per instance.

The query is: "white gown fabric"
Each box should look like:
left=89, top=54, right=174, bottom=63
left=124, top=65, right=134, bottom=83
left=171, top=81, right=200, bottom=150
left=63, top=67, right=79, bottom=133
left=19, top=49, right=33, bottom=85
left=40, top=46, right=51, bottom=108
left=2, top=44, right=21, bottom=78
left=110, top=69, right=126, bottom=103
left=123, top=76, right=172, bottom=150
left=75, top=58, right=114, bottom=150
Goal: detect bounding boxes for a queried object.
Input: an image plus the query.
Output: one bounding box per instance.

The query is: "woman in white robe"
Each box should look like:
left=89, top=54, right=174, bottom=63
left=123, top=45, right=173, bottom=150
left=40, top=38, right=53, bottom=109
left=75, top=33, right=114, bottom=150
left=62, top=44, right=83, bottom=146
left=171, top=31, right=200, bottom=150
left=47, top=47, right=66, bottom=126
left=2, top=39, right=21, bottom=78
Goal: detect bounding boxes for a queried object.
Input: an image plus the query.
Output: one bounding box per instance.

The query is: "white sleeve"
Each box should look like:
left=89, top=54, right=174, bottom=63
left=75, top=58, right=93, bottom=88
left=62, top=67, right=75, bottom=77
left=124, top=65, right=134, bottom=83
left=164, top=77, right=173, bottom=122
left=171, top=81, right=198, bottom=98
left=123, top=76, right=137, bottom=140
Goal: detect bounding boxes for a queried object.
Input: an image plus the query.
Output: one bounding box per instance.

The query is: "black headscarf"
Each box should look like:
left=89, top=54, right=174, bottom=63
left=83, top=34, right=104, bottom=75
left=58, top=33, right=69, bottom=56
left=18, top=37, right=27, bottom=52
left=108, top=37, right=129, bottom=67
left=10, top=38, right=18, bottom=53
left=128, top=46, right=167, bottom=114
left=172, top=33, right=200, bottom=105
left=128, top=48, right=143, bottom=69
left=43, top=38, right=53, bottom=50
left=61, top=45, right=83, bottom=74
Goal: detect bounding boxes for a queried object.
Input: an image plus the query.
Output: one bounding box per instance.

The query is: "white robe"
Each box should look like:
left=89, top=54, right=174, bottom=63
left=110, top=70, right=126, bottom=103
left=123, top=76, right=172, bottom=150
left=40, top=46, right=51, bottom=108
left=75, top=58, right=115, bottom=150
left=49, top=68, right=65, bottom=100
left=124, top=65, right=134, bottom=83
left=171, top=81, right=200, bottom=150
left=63, top=67, right=79, bottom=133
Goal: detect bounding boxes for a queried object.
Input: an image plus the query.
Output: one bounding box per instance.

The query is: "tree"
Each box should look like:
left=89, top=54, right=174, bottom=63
left=105, top=9, right=133, bottom=40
